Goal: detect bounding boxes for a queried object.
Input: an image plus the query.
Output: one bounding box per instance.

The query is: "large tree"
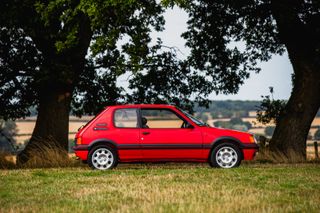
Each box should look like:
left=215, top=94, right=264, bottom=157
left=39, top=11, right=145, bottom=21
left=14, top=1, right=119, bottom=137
left=181, top=0, right=320, bottom=159
left=0, top=0, right=166, bottom=163
left=2, top=0, right=319, bottom=163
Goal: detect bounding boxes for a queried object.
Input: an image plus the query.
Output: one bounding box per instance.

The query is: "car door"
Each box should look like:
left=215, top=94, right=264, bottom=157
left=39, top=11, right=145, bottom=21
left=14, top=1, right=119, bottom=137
left=139, top=108, right=203, bottom=160
left=112, top=108, right=142, bottom=160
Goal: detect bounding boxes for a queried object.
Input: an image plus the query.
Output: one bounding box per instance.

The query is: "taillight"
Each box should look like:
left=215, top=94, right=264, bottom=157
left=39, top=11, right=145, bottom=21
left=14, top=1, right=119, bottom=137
left=76, top=137, right=82, bottom=145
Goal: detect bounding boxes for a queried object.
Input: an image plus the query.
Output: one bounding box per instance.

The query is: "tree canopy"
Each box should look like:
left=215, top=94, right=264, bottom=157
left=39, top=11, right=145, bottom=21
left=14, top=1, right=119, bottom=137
left=182, top=0, right=285, bottom=92
left=0, top=0, right=168, bottom=119
left=0, top=0, right=176, bottom=163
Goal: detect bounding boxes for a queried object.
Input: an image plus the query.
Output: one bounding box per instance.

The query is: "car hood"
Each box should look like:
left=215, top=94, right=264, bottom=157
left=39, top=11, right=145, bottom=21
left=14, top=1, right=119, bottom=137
left=210, top=126, right=249, bottom=134
left=201, top=126, right=252, bottom=142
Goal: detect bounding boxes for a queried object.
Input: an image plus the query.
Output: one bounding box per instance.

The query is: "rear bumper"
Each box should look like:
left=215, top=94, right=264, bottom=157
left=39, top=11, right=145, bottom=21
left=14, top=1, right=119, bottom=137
left=72, top=145, right=89, bottom=151
left=73, top=145, right=89, bottom=160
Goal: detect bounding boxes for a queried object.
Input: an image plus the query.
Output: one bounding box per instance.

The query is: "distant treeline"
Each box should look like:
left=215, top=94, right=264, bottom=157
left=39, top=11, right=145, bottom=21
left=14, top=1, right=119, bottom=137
left=27, top=100, right=320, bottom=118
left=195, top=100, right=320, bottom=119
left=194, top=100, right=261, bottom=118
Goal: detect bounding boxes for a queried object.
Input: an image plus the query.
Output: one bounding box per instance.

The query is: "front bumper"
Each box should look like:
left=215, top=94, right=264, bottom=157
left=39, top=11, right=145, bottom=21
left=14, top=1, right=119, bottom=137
left=241, top=143, right=259, bottom=150
left=241, top=143, right=259, bottom=160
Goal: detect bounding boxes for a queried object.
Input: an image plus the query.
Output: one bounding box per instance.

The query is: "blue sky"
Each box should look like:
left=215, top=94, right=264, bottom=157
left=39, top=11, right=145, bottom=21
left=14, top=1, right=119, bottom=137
left=156, top=7, right=293, bottom=101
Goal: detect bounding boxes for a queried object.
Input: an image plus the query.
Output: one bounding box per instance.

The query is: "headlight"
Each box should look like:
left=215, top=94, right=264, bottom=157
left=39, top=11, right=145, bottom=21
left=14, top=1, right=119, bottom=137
left=249, top=135, right=256, bottom=143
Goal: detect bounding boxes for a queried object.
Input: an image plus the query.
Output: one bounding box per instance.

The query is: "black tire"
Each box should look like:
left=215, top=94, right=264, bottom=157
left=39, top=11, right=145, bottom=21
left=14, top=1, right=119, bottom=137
left=209, top=143, right=242, bottom=168
left=88, top=145, right=118, bottom=170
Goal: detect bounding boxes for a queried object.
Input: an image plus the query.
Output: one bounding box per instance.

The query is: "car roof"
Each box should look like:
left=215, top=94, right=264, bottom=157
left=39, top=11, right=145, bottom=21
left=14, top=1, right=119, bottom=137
left=107, top=104, right=176, bottom=109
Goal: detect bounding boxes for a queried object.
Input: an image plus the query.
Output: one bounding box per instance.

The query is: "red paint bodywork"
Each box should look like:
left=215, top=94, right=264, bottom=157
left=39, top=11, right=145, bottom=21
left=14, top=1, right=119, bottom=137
left=73, top=104, right=258, bottom=163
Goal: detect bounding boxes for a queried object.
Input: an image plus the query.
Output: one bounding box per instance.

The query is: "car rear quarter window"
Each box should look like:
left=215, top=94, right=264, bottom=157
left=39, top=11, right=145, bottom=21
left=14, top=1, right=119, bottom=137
left=114, top=108, right=138, bottom=128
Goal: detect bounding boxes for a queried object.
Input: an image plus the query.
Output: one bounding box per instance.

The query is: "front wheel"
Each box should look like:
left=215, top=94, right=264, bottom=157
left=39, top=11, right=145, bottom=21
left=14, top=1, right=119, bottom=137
left=209, top=143, right=242, bottom=168
left=88, top=146, right=118, bottom=170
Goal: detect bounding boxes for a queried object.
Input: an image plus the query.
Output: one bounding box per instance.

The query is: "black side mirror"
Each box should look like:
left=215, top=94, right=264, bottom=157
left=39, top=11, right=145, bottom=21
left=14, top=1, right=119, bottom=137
left=186, top=123, right=194, bottom=129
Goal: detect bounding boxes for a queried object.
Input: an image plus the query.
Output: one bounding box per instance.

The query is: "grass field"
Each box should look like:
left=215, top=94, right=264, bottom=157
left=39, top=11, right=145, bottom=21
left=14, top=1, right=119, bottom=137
left=1, top=163, right=320, bottom=213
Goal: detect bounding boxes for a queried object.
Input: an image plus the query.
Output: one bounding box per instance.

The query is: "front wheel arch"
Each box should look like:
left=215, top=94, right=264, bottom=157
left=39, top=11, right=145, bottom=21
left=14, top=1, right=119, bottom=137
left=209, top=138, right=244, bottom=160
left=209, top=140, right=243, bottom=168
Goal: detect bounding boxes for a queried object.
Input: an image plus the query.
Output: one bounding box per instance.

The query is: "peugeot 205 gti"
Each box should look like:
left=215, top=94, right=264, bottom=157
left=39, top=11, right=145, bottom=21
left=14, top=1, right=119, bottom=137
left=73, top=104, right=259, bottom=170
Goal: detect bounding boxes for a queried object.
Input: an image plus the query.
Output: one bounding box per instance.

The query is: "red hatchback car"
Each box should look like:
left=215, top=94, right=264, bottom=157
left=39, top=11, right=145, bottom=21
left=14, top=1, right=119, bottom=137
left=73, top=104, right=258, bottom=170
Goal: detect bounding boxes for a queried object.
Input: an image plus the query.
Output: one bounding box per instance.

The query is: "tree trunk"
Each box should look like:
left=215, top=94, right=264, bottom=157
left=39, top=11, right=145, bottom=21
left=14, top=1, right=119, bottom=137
left=14, top=11, right=92, bottom=165
left=269, top=0, right=320, bottom=160
left=17, top=86, right=73, bottom=165
left=270, top=58, right=320, bottom=160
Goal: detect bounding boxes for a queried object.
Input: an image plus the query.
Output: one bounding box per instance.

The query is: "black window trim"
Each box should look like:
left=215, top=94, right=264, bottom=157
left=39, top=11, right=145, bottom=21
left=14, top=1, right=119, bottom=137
left=138, top=107, right=193, bottom=129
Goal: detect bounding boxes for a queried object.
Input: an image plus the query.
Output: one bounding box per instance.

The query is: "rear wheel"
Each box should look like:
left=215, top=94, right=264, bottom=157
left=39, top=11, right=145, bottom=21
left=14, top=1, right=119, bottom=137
left=88, top=145, right=118, bottom=170
left=210, top=143, right=242, bottom=168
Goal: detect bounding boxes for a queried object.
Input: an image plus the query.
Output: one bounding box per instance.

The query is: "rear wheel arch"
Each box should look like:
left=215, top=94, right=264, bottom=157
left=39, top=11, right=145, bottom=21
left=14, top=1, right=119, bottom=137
left=88, top=139, right=117, bottom=151
left=88, top=139, right=119, bottom=159
left=87, top=139, right=119, bottom=170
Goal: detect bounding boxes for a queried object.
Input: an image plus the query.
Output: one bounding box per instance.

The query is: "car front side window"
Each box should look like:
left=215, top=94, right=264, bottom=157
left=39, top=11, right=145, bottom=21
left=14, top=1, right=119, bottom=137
left=140, top=109, right=185, bottom=128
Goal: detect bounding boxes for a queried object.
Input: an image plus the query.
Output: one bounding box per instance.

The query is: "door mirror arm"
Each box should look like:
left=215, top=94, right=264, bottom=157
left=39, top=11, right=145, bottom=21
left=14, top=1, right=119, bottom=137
left=186, top=123, right=194, bottom=129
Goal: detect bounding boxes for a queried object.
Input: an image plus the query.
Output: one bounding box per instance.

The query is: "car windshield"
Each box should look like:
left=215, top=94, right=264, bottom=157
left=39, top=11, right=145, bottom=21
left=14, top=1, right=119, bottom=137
left=178, top=108, right=208, bottom=127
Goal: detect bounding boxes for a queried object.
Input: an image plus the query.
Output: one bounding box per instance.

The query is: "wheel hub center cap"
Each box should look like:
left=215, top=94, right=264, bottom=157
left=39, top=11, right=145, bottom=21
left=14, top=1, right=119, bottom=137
left=223, top=153, right=232, bottom=163
left=98, top=155, right=108, bottom=165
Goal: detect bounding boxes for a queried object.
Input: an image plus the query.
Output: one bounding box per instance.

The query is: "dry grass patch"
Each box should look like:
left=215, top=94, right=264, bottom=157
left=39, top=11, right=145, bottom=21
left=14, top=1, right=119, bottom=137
left=255, top=147, right=308, bottom=163
left=0, top=152, right=16, bottom=169
left=15, top=137, right=83, bottom=169
left=21, top=146, right=71, bottom=168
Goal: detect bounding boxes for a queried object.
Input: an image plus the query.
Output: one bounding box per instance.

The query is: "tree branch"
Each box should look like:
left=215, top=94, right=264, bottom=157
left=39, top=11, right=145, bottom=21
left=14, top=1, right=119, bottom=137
left=270, top=0, right=307, bottom=52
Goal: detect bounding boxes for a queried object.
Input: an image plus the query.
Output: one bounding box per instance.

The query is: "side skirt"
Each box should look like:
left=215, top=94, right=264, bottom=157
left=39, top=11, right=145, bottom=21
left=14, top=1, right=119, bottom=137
left=118, top=158, right=208, bottom=163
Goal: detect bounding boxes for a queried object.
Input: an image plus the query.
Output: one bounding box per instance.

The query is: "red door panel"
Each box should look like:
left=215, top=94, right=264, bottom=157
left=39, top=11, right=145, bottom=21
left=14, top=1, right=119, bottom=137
left=140, top=128, right=203, bottom=159
left=112, top=129, right=142, bottom=160
left=110, top=108, right=142, bottom=161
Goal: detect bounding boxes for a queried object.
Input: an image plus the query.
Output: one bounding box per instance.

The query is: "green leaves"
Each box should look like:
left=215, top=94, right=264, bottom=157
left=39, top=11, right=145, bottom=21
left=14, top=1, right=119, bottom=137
left=257, top=88, right=286, bottom=125
left=181, top=0, right=285, bottom=95
left=0, top=0, right=295, bottom=119
left=0, top=0, right=167, bottom=118
left=0, top=27, right=40, bottom=119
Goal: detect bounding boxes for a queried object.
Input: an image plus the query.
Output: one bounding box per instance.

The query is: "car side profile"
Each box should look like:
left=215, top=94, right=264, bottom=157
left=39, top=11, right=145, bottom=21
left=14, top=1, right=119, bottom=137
left=73, top=104, right=259, bottom=170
